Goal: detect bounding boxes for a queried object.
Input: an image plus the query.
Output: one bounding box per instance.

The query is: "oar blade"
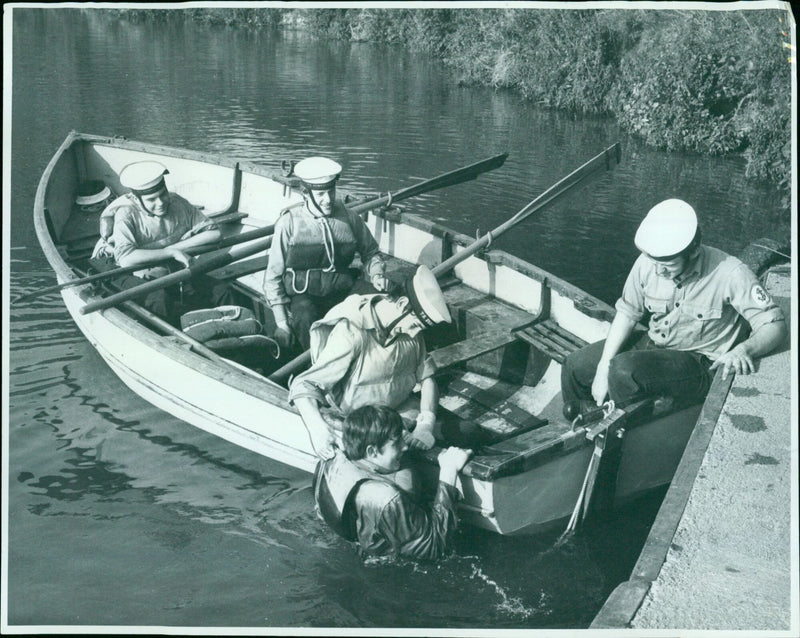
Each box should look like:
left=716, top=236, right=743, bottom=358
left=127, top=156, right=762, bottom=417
left=433, top=142, right=621, bottom=277
left=347, top=152, right=509, bottom=216
left=392, top=152, right=509, bottom=201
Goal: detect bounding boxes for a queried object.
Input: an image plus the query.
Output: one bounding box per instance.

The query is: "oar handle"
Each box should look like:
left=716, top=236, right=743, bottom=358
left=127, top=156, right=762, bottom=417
left=79, top=236, right=273, bottom=315
left=11, top=222, right=276, bottom=306
left=268, top=350, right=312, bottom=384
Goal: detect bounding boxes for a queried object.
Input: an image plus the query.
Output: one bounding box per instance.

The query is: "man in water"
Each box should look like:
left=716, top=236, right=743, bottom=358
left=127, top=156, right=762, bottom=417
left=313, top=404, right=472, bottom=560
left=561, top=198, right=786, bottom=418
left=264, top=156, right=388, bottom=351
left=289, top=265, right=450, bottom=459
left=96, top=160, right=235, bottom=324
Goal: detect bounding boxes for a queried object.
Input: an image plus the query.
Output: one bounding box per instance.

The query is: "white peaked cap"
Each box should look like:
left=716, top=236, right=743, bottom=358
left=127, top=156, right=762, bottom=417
left=120, top=161, right=169, bottom=192
left=405, top=265, right=451, bottom=326
left=294, top=157, right=342, bottom=188
left=635, top=199, right=698, bottom=258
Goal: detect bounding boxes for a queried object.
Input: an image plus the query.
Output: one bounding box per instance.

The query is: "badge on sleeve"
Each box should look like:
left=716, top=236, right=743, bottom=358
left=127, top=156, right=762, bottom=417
left=751, top=284, right=772, bottom=307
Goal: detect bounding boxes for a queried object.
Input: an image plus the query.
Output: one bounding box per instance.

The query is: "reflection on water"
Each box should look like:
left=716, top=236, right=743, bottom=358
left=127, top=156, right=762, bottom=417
left=7, top=8, right=788, bottom=629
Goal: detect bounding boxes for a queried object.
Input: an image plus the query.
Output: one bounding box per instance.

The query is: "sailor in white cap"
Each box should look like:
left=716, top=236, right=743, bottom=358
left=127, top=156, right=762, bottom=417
left=94, top=160, right=234, bottom=324
left=289, top=265, right=452, bottom=460
left=561, top=198, right=786, bottom=419
left=264, top=156, right=387, bottom=351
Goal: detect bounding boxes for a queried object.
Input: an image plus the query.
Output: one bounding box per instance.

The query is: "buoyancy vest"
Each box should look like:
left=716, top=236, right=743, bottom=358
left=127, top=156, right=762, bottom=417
left=98, top=194, right=138, bottom=239
left=179, top=305, right=280, bottom=361
left=281, top=201, right=361, bottom=296
left=308, top=295, right=426, bottom=413
left=313, top=451, right=396, bottom=542
left=180, top=305, right=262, bottom=342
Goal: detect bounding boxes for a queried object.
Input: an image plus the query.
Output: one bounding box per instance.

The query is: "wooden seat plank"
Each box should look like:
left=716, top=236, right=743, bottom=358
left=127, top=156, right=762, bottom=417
left=440, top=374, right=547, bottom=432
left=430, top=330, right=517, bottom=370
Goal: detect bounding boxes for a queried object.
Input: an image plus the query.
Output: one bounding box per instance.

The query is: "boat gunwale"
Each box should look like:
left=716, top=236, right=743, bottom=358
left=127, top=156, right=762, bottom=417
left=33, top=132, right=293, bottom=406
left=35, top=131, right=616, bottom=398
left=33, top=132, right=674, bottom=535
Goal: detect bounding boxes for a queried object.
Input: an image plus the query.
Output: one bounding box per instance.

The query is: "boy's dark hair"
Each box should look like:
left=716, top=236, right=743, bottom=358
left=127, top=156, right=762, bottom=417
left=342, top=405, right=404, bottom=461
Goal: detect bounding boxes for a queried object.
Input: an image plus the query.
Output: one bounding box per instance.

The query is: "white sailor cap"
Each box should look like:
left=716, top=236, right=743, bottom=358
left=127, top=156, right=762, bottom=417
left=405, top=265, right=452, bottom=327
left=75, top=180, right=112, bottom=207
left=294, top=157, right=342, bottom=189
left=635, top=199, right=698, bottom=258
left=119, top=161, right=170, bottom=195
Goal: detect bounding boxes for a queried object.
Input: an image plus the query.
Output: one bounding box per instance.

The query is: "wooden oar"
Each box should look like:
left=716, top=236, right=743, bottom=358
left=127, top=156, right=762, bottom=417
left=79, top=236, right=275, bottom=315
left=268, top=143, right=621, bottom=386
left=78, top=152, right=510, bottom=316
left=433, top=142, right=621, bottom=276
left=347, top=152, right=508, bottom=215
left=11, top=223, right=277, bottom=305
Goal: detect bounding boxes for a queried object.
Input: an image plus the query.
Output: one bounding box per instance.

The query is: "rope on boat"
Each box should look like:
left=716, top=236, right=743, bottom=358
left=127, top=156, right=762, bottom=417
left=557, top=401, right=616, bottom=545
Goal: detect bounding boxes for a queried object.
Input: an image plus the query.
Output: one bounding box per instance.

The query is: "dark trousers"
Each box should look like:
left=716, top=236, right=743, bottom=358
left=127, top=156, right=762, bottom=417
left=560, top=332, right=714, bottom=408
left=115, top=273, right=236, bottom=326
left=289, top=292, right=350, bottom=351
left=288, top=279, right=379, bottom=351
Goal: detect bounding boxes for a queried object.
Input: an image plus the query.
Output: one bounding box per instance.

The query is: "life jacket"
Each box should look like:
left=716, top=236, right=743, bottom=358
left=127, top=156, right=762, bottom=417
left=98, top=194, right=138, bottom=240
left=180, top=305, right=262, bottom=342
left=179, top=306, right=280, bottom=362
left=281, top=201, right=361, bottom=297
left=312, top=451, right=396, bottom=542
left=306, top=295, right=425, bottom=414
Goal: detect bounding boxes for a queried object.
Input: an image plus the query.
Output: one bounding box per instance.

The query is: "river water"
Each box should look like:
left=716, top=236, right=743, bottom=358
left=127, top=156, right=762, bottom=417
left=5, top=8, right=789, bottom=631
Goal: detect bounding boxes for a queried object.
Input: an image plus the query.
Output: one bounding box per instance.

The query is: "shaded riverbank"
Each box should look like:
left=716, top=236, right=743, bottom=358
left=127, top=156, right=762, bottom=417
left=108, top=4, right=794, bottom=221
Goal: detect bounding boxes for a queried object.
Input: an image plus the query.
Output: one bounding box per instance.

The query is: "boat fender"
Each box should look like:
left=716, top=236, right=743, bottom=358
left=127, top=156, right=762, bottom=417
left=180, top=305, right=262, bottom=343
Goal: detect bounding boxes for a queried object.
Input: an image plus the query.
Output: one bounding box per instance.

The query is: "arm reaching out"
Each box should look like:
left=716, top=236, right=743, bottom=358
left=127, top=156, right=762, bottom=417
left=294, top=397, right=338, bottom=460
left=710, top=320, right=787, bottom=379
left=592, top=312, right=638, bottom=405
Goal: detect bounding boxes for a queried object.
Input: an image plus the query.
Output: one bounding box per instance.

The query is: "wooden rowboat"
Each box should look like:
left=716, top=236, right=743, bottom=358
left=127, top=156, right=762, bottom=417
left=31, top=131, right=706, bottom=536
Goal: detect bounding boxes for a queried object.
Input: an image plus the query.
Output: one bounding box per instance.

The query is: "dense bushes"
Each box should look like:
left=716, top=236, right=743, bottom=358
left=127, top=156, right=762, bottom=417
left=607, top=11, right=790, bottom=193
left=105, top=7, right=287, bottom=29
left=295, top=8, right=792, bottom=203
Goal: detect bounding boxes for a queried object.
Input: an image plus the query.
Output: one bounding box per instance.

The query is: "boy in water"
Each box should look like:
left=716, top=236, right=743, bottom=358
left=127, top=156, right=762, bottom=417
left=313, top=405, right=472, bottom=560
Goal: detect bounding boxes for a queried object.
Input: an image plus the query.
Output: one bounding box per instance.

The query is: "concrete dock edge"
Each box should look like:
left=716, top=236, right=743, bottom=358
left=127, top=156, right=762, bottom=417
left=590, top=370, right=734, bottom=628
left=591, top=263, right=795, bottom=632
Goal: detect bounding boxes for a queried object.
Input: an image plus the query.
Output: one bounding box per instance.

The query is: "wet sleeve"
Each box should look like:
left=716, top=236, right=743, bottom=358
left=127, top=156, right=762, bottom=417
left=288, top=322, right=358, bottom=405
left=615, top=257, right=647, bottom=322
left=726, top=263, right=784, bottom=332
left=263, top=216, right=291, bottom=307
left=361, top=482, right=461, bottom=561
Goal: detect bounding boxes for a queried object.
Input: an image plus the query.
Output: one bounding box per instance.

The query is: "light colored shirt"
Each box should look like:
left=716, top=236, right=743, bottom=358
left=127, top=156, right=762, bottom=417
left=111, top=193, right=211, bottom=260
left=615, top=245, right=783, bottom=360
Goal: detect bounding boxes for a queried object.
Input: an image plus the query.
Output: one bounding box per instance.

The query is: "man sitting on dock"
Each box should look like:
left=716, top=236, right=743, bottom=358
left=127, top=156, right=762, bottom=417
left=561, top=198, right=786, bottom=418
left=264, top=156, right=388, bottom=352
left=289, top=265, right=451, bottom=459
left=313, top=405, right=472, bottom=561
left=97, top=160, right=235, bottom=325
